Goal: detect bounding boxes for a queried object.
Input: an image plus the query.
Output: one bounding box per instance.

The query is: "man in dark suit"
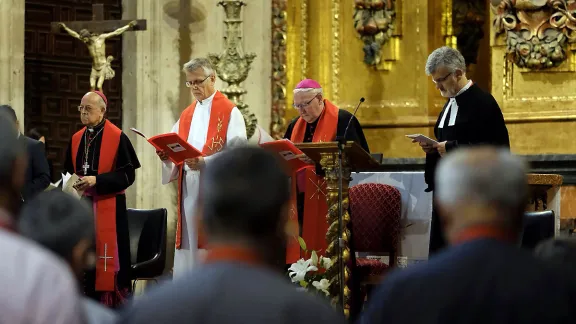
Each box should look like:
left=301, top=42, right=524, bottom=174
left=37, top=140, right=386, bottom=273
left=359, top=147, right=576, bottom=324
left=413, top=47, right=510, bottom=255
left=119, top=146, right=345, bottom=324
left=0, top=105, right=50, bottom=201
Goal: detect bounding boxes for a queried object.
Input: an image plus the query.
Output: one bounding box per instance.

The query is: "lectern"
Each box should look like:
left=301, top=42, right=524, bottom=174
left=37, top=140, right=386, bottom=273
left=295, top=141, right=380, bottom=317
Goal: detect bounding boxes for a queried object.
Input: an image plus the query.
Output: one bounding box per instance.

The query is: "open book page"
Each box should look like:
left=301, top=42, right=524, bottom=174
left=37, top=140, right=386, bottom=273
left=260, top=139, right=313, bottom=173
left=61, top=173, right=84, bottom=199
left=129, top=128, right=148, bottom=139
left=405, top=134, right=438, bottom=145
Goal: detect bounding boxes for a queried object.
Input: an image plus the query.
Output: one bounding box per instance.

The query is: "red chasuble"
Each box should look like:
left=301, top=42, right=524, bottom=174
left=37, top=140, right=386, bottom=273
left=71, top=120, right=121, bottom=292
left=175, top=91, right=235, bottom=250
left=286, top=99, right=339, bottom=263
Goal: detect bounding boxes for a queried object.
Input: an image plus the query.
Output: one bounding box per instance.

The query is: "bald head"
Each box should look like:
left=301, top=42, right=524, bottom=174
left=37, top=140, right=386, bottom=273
left=435, top=147, right=528, bottom=237
left=79, top=92, right=106, bottom=127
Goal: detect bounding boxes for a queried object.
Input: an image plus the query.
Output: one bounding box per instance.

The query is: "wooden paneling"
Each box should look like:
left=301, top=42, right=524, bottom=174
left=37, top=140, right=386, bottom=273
left=24, top=0, right=123, bottom=180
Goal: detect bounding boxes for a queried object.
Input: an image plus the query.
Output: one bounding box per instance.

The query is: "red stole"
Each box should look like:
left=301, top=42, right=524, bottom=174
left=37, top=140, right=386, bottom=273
left=286, top=99, right=339, bottom=263
left=71, top=120, right=122, bottom=292
left=175, top=91, right=235, bottom=250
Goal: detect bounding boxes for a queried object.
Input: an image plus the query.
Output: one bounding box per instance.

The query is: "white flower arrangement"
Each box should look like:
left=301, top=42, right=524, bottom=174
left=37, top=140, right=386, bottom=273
left=287, top=237, right=332, bottom=296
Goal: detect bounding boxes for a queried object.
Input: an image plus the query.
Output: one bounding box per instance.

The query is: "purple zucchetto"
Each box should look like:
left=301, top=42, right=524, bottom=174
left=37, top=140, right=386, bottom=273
left=295, top=79, right=322, bottom=89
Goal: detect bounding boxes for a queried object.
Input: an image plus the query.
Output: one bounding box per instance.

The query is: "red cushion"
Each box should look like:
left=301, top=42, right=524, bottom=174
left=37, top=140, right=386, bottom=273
left=356, top=258, right=389, bottom=277
left=349, top=183, right=401, bottom=252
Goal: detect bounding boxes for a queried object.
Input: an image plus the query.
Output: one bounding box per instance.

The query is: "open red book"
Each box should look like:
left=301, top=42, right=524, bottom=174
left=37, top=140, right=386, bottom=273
left=130, top=128, right=204, bottom=165
left=260, top=138, right=313, bottom=173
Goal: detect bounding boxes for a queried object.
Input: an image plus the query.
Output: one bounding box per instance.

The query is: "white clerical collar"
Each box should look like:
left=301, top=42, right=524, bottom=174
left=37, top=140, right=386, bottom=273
left=438, top=80, right=473, bottom=129
left=197, top=91, right=217, bottom=106
left=451, top=80, right=473, bottom=98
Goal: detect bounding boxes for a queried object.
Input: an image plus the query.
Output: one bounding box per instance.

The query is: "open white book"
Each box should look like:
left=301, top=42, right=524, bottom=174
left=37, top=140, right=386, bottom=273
left=248, top=125, right=275, bottom=144
left=405, top=134, right=438, bottom=146
left=61, top=173, right=85, bottom=199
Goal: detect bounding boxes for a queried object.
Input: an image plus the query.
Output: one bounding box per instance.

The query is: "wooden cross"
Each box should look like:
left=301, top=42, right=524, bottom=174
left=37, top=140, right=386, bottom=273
left=51, top=3, right=147, bottom=34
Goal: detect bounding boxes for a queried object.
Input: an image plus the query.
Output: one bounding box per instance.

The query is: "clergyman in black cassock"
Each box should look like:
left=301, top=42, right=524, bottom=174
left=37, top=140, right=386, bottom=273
left=418, top=47, right=509, bottom=256
left=64, top=91, right=140, bottom=308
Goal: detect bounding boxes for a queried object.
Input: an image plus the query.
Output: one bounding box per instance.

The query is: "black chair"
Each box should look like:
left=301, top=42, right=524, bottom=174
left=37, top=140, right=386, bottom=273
left=521, top=210, right=555, bottom=250
left=127, top=208, right=167, bottom=291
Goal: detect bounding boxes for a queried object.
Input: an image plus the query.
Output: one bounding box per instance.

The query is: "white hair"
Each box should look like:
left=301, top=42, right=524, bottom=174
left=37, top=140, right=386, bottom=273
left=435, top=148, right=527, bottom=216
left=182, top=57, right=215, bottom=76
left=293, top=87, right=323, bottom=95
left=425, top=46, right=466, bottom=75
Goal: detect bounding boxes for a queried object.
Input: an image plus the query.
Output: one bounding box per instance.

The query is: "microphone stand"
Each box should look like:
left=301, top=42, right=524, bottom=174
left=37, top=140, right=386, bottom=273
left=334, top=97, right=364, bottom=313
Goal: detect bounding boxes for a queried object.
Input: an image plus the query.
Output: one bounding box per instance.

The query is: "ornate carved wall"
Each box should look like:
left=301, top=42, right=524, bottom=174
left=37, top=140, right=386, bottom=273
left=491, top=0, right=576, bottom=154
left=24, top=0, right=123, bottom=179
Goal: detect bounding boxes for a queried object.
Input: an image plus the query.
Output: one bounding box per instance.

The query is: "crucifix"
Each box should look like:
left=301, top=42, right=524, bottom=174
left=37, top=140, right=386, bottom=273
left=51, top=4, right=147, bottom=91
left=99, top=243, right=113, bottom=272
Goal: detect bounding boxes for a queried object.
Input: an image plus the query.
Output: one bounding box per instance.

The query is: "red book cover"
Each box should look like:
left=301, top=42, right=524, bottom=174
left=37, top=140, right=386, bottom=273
left=130, top=128, right=204, bottom=165
left=260, top=139, right=313, bottom=173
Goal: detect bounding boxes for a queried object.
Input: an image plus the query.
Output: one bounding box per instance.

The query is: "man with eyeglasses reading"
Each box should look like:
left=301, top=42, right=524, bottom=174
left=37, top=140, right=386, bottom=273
left=63, top=90, right=141, bottom=308
left=156, top=57, right=247, bottom=278
left=283, top=79, right=369, bottom=266
left=415, top=46, right=510, bottom=256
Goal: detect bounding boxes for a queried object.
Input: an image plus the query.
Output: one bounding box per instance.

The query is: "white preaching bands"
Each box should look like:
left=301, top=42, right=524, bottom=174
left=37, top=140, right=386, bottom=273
left=438, top=80, right=473, bottom=129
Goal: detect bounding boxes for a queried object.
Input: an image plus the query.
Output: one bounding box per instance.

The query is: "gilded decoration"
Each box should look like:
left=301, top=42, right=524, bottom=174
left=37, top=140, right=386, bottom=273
left=491, top=0, right=576, bottom=70
left=271, top=0, right=288, bottom=139
left=453, top=0, right=487, bottom=66
left=353, top=0, right=399, bottom=69
left=208, top=0, right=258, bottom=139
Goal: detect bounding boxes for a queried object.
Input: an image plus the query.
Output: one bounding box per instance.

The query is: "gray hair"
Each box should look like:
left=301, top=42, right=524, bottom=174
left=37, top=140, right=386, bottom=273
left=293, top=87, right=323, bottom=95
left=435, top=147, right=527, bottom=217
left=182, top=58, right=215, bottom=76
left=425, top=46, right=466, bottom=75
left=0, top=110, right=25, bottom=180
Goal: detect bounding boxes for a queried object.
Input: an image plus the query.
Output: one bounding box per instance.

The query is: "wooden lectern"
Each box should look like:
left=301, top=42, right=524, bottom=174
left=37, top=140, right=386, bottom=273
left=295, top=141, right=380, bottom=317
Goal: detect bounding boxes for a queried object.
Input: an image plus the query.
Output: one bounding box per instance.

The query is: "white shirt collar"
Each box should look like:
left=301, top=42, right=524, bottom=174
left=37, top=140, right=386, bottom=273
left=197, top=90, right=217, bottom=106
left=451, top=80, right=473, bottom=99
left=439, top=80, right=473, bottom=129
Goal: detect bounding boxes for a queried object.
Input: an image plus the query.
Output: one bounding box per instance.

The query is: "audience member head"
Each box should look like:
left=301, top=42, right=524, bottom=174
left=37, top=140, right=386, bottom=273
left=183, top=58, right=217, bottom=102
left=293, top=79, right=325, bottom=123
left=19, top=190, right=96, bottom=280
left=435, top=147, right=528, bottom=243
left=425, top=46, right=469, bottom=98
left=28, top=128, right=45, bottom=143
left=79, top=91, right=107, bottom=127
left=0, top=110, right=26, bottom=216
left=0, top=104, right=20, bottom=134
left=201, top=146, right=290, bottom=267
left=534, top=237, right=576, bottom=272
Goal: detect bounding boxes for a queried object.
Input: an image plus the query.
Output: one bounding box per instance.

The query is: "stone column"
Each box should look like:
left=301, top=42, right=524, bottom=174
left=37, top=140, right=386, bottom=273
left=122, top=0, right=181, bottom=275
left=0, top=0, right=25, bottom=123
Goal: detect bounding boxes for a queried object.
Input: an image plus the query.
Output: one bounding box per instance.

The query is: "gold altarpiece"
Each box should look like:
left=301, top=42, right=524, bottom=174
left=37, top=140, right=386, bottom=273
left=271, top=0, right=576, bottom=157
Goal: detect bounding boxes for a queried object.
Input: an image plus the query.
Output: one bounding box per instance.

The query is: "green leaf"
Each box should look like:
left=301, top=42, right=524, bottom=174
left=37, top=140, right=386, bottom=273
left=298, top=236, right=307, bottom=251
left=311, top=250, right=318, bottom=267
left=299, top=280, right=308, bottom=288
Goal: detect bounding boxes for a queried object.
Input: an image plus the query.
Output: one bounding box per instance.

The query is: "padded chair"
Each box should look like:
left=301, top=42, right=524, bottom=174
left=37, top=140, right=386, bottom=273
left=522, top=210, right=555, bottom=250
left=127, top=208, right=167, bottom=291
left=349, top=183, right=401, bottom=284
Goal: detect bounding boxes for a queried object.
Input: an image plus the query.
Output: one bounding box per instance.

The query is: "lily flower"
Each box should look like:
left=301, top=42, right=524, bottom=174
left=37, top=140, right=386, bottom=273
left=288, top=259, right=318, bottom=283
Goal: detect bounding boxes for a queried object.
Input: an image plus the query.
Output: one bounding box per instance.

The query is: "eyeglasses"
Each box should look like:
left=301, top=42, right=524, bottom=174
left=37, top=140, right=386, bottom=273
left=185, top=75, right=211, bottom=88
left=432, top=72, right=454, bottom=84
left=293, top=95, right=318, bottom=110
left=78, top=106, right=96, bottom=113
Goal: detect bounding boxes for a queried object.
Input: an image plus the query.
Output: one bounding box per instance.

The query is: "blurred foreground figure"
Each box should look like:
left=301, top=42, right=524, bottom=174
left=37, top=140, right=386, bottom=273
left=535, top=237, right=576, bottom=277
left=121, top=146, right=345, bottom=324
left=0, top=112, right=84, bottom=324
left=360, top=147, right=576, bottom=324
left=19, top=190, right=116, bottom=324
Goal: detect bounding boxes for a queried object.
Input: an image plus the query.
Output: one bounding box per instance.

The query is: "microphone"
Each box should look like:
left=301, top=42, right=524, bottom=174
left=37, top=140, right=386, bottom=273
left=342, top=97, right=365, bottom=141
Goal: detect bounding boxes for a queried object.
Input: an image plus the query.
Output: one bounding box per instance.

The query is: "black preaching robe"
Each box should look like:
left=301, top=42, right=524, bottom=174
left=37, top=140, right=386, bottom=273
left=64, top=119, right=141, bottom=308
left=426, top=83, right=509, bottom=254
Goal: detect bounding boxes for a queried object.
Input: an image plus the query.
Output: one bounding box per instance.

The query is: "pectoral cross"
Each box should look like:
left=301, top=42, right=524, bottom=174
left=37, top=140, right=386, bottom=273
left=99, top=243, right=113, bottom=272
left=82, top=161, right=90, bottom=175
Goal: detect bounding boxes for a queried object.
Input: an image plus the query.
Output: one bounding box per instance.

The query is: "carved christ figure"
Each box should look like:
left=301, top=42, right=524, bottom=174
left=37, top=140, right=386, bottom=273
left=58, top=21, right=137, bottom=90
